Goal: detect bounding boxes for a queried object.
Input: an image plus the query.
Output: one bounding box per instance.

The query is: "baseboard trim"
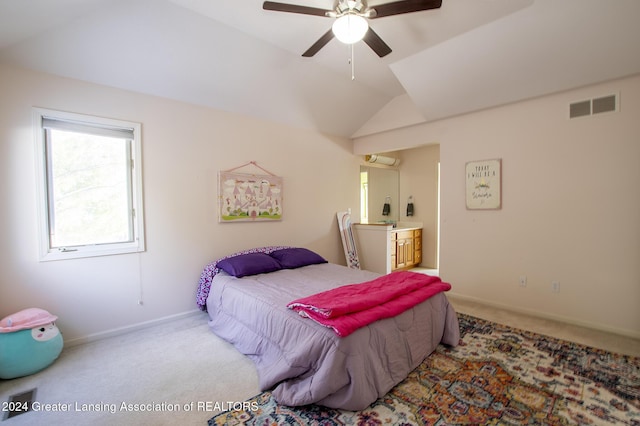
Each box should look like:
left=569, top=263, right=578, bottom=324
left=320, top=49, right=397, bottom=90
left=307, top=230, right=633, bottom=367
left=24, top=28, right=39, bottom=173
left=63, top=309, right=203, bottom=347
left=448, top=292, right=640, bottom=341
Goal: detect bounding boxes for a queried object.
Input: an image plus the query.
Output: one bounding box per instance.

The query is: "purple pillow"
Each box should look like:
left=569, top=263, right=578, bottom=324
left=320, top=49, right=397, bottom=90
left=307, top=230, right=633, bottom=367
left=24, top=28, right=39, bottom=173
left=217, top=253, right=282, bottom=278
left=269, top=248, right=327, bottom=269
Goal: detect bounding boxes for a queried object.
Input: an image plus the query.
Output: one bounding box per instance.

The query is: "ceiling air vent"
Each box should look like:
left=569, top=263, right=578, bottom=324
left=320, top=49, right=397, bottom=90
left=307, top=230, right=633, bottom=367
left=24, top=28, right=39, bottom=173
left=569, top=94, right=618, bottom=119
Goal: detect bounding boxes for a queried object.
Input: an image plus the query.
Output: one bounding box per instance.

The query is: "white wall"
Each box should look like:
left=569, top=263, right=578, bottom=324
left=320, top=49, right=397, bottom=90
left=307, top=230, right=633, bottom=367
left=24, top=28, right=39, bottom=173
left=398, top=145, right=440, bottom=268
left=0, top=64, right=361, bottom=343
left=354, top=74, right=640, bottom=338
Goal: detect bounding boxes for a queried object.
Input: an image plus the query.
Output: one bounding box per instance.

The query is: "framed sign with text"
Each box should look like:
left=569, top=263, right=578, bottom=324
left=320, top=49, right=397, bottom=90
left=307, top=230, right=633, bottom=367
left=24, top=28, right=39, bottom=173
left=465, top=159, right=502, bottom=210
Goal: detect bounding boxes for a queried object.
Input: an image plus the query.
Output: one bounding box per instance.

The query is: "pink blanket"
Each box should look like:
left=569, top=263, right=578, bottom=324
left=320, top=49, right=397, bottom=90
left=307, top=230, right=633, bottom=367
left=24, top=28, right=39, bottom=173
left=287, top=271, right=451, bottom=337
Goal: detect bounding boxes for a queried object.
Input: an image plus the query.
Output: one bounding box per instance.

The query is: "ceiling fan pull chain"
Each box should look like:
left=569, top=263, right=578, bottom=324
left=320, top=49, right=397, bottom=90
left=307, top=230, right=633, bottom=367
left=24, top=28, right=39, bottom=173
left=350, top=43, right=356, bottom=80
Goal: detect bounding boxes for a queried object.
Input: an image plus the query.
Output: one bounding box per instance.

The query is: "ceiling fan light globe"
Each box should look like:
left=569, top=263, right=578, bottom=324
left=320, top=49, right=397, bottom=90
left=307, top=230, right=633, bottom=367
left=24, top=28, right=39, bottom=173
left=332, top=14, right=368, bottom=44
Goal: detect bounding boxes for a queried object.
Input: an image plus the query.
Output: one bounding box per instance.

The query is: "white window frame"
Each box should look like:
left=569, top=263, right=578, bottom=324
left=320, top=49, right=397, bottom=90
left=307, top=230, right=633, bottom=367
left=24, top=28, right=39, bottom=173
left=33, top=108, right=145, bottom=261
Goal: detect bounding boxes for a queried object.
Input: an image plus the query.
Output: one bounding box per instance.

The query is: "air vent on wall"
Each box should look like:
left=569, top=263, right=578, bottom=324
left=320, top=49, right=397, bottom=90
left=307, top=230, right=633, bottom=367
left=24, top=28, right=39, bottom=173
left=569, top=94, right=618, bottom=119
left=592, top=95, right=617, bottom=114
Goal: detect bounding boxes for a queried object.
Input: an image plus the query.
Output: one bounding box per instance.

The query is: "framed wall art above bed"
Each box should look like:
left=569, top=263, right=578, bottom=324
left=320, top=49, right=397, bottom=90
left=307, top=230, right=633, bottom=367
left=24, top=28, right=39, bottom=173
left=218, top=161, right=283, bottom=222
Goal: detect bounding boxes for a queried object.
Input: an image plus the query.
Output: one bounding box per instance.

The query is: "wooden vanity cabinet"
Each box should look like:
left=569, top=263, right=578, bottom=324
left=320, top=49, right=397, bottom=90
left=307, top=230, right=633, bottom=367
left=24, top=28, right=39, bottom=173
left=353, top=224, right=423, bottom=274
left=391, top=228, right=422, bottom=271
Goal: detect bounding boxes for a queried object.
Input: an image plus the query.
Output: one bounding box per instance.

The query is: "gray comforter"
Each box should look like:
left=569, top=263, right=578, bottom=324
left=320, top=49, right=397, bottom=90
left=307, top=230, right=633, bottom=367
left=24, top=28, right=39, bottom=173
left=206, top=263, right=460, bottom=410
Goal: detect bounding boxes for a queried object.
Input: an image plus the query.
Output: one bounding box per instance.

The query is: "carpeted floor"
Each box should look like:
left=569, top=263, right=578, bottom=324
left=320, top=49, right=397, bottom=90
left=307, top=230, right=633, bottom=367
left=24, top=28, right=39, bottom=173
left=2, top=302, right=638, bottom=425
left=0, top=312, right=260, bottom=426
left=210, top=313, right=640, bottom=425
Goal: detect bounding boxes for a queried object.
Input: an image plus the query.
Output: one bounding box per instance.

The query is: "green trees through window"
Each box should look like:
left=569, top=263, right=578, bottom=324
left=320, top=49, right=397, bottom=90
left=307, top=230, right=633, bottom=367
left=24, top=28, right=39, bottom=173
left=34, top=108, right=145, bottom=260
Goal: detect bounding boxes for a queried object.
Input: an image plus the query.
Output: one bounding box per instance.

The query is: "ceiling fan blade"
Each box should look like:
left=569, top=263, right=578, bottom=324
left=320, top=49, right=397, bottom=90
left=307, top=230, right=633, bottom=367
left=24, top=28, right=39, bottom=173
left=363, top=27, right=392, bottom=57
left=370, top=0, right=442, bottom=18
left=263, top=1, right=332, bottom=17
left=302, top=29, right=335, bottom=57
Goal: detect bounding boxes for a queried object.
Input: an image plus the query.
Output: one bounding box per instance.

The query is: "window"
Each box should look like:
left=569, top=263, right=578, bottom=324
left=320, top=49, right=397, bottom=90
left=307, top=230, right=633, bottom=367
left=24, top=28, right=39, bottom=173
left=34, top=108, right=145, bottom=261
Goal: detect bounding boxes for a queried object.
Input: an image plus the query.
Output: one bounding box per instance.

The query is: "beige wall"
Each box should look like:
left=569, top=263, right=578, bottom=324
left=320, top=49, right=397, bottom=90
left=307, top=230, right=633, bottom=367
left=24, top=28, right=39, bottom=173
left=355, top=74, right=640, bottom=338
left=398, top=145, right=440, bottom=268
left=0, top=64, right=361, bottom=343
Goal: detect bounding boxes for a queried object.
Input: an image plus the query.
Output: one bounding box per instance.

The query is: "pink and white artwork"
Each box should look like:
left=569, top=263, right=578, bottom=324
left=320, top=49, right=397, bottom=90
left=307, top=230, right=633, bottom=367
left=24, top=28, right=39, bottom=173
left=219, top=171, right=282, bottom=222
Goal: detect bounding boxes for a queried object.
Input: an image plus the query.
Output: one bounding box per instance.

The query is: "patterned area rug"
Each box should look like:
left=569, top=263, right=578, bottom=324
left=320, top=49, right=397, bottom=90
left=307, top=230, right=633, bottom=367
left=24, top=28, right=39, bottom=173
left=209, top=313, right=640, bottom=425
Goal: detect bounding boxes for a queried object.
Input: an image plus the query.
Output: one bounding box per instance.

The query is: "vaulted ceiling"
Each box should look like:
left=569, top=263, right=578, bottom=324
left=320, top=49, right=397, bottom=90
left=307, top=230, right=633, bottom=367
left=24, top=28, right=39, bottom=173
left=1, top=0, right=639, bottom=139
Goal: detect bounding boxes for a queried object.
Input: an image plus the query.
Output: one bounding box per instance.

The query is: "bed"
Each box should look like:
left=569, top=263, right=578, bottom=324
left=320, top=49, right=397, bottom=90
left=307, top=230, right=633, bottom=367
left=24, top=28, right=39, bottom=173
left=196, top=246, right=460, bottom=410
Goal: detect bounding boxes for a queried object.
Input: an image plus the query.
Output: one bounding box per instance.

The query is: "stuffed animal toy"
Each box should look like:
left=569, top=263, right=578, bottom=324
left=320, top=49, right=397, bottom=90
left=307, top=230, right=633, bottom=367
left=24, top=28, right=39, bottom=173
left=0, top=308, right=63, bottom=379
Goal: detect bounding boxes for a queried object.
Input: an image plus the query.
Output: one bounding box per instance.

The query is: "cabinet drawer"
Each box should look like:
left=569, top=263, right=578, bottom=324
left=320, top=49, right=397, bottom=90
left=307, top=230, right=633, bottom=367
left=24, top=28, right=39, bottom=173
left=395, top=230, right=414, bottom=240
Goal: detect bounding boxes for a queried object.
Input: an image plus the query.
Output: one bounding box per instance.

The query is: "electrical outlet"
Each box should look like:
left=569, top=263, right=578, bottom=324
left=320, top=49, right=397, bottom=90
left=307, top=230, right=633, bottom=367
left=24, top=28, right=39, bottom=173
left=551, top=281, right=560, bottom=293
left=519, top=276, right=527, bottom=287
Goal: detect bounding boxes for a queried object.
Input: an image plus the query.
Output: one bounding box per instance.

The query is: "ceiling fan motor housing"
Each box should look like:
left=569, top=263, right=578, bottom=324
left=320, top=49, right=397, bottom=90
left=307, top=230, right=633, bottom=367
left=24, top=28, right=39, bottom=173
left=336, top=1, right=366, bottom=15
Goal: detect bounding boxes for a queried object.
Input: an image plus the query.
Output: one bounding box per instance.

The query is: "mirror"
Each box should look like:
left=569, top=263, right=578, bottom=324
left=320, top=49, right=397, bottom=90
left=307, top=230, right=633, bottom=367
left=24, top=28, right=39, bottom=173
left=360, top=166, right=399, bottom=224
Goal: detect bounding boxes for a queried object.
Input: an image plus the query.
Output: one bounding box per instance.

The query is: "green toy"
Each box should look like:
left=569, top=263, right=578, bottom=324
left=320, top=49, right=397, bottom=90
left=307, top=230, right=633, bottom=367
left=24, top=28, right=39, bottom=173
left=0, top=308, right=63, bottom=379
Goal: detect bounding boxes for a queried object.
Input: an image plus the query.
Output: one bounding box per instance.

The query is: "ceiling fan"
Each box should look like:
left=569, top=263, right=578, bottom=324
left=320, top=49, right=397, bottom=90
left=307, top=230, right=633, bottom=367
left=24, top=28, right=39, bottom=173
left=263, top=0, right=442, bottom=58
